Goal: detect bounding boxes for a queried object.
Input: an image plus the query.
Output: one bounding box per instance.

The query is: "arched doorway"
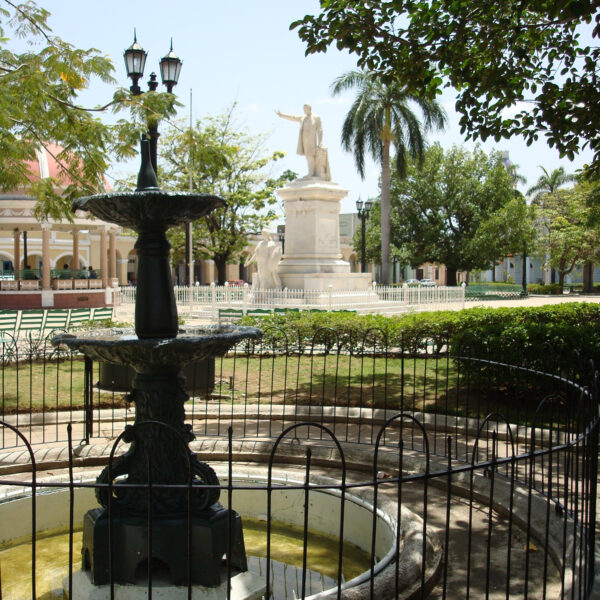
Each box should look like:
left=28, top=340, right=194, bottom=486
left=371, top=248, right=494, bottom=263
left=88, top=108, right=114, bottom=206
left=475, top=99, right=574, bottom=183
left=0, top=253, right=14, bottom=276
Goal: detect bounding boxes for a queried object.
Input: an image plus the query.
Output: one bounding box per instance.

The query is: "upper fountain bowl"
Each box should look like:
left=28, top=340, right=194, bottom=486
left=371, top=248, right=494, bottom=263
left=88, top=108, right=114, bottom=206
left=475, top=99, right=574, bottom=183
left=73, top=190, right=225, bottom=232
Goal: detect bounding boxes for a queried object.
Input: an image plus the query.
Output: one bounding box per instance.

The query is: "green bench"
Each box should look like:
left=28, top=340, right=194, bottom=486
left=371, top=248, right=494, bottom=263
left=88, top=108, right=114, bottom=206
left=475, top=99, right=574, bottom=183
left=43, top=309, right=70, bottom=335
left=245, top=308, right=272, bottom=318
left=68, top=308, right=92, bottom=329
left=218, top=308, right=244, bottom=323
left=92, top=307, right=113, bottom=322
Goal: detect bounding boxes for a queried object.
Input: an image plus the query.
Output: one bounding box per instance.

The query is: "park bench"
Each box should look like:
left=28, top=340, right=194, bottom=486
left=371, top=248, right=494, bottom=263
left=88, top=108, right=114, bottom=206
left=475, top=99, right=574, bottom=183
left=218, top=308, right=244, bottom=323
left=274, top=307, right=300, bottom=315
left=68, top=308, right=92, bottom=329
left=245, top=308, right=272, bottom=318
left=0, top=310, right=18, bottom=351
left=92, top=307, right=113, bottom=322
left=43, top=309, right=70, bottom=335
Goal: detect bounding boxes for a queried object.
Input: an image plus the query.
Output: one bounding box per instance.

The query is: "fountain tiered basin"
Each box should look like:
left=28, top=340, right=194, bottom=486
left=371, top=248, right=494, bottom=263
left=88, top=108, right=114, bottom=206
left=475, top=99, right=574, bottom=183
left=52, top=139, right=264, bottom=597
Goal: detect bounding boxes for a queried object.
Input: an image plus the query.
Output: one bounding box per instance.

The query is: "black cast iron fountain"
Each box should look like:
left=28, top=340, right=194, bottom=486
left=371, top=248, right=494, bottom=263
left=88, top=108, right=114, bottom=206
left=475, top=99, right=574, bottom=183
left=54, top=138, right=261, bottom=590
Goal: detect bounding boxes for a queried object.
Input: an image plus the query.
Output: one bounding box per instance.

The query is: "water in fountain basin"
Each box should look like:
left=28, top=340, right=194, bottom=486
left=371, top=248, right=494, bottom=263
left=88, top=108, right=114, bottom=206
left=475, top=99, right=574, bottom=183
left=0, top=518, right=370, bottom=599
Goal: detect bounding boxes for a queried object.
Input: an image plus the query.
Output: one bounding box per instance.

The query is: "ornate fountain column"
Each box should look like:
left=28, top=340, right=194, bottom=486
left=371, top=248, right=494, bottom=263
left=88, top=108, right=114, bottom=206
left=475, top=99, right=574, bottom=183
left=54, top=138, right=262, bottom=596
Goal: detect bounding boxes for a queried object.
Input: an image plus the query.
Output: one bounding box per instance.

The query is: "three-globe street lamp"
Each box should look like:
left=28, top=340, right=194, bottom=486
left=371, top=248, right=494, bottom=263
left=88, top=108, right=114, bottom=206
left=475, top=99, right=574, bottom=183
left=356, top=198, right=373, bottom=273
left=124, top=31, right=189, bottom=283
left=124, top=31, right=182, bottom=175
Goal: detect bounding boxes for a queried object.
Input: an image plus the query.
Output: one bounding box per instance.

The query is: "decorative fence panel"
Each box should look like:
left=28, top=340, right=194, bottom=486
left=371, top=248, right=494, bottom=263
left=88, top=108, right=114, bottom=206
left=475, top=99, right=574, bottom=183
left=116, top=283, right=466, bottom=317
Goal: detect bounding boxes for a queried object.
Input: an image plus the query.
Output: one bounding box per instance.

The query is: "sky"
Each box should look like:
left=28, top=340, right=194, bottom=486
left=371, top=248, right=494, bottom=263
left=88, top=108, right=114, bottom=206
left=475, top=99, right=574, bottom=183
left=41, top=0, right=594, bottom=217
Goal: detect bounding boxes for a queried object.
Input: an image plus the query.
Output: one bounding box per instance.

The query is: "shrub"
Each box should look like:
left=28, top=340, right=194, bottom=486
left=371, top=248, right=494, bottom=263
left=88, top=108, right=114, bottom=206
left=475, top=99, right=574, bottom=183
left=527, top=283, right=562, bottom=295
left=241, top=303, right=600, bottom=376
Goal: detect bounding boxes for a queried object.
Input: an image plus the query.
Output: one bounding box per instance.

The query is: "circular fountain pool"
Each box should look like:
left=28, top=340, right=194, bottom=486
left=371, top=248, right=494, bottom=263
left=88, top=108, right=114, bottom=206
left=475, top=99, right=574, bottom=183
left=0, top=473, right=439, bottom=599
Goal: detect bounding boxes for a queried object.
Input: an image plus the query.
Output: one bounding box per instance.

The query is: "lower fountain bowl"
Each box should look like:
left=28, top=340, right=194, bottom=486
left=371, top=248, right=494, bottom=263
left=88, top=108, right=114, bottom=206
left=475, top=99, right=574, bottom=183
left=0, top=472, right=440, bottom=600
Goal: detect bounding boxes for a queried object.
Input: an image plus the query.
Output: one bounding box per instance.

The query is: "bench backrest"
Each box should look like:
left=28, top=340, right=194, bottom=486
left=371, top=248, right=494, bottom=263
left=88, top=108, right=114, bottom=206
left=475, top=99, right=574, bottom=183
left=93, top=307, right=113, bottom=321
left=17, top=310, right=45, bottom=336
left=43, top=309, right=69, bottom=333
left=0, top=310, right=18, bottom=333
left=68, top=308, right=92, bottom=328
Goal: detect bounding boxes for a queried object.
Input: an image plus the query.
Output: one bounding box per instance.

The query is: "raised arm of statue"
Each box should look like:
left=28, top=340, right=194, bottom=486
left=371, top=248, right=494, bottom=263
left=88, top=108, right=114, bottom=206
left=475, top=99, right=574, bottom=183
left=275, top=109, right=302, bottom=123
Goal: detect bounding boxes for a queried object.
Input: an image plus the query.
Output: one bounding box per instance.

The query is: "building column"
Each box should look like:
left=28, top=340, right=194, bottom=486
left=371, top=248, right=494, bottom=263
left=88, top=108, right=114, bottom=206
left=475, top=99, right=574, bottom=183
left=109, top=230, right=117, bottom=286
left=117, top=258, right=128, bottom=285
left=41, top=224, right=51, bottom=290
left=100, top=228, right=108, bottom=288
left=71, top=229, right=80, bottom=272
left=13, top=229, right=20, bottom=273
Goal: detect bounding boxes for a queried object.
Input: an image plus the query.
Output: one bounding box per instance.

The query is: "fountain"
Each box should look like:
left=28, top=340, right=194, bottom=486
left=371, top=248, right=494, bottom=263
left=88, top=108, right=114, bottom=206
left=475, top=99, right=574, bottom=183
left=54, top=137, right=262, bottom=598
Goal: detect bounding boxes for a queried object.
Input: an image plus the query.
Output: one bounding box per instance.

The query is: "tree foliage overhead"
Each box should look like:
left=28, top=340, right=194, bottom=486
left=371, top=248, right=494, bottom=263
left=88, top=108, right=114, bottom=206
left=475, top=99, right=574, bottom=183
left=292, top=1, right=600, bottom=172
left=160, top=107, right=294, bottom=284
left=387, top=144, right=519, bottom=284
left=0, top=0, right=177, bottom=220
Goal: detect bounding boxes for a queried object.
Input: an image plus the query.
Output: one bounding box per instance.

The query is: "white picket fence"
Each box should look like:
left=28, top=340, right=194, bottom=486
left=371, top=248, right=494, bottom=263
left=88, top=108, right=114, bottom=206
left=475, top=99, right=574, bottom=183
left=115, top=282, right=466, bottom=320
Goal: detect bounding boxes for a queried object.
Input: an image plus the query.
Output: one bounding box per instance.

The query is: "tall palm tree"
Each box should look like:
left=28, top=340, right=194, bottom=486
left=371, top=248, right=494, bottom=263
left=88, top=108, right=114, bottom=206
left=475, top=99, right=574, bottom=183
left=331, top=70, right=446, bottom=285
left=527, top=166, right=575, bottom=201
left=527, top=165, right=576, bottom=285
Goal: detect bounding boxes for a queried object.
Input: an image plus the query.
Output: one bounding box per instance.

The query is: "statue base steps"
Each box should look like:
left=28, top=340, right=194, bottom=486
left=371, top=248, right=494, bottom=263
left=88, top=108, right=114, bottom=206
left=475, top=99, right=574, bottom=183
left=65, top=570, right=266, bottom=600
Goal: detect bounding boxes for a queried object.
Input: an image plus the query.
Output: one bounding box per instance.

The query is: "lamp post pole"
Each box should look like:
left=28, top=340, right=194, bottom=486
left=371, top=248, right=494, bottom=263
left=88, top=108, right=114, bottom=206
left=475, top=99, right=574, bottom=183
left=356, top=198, right=372, bottom=273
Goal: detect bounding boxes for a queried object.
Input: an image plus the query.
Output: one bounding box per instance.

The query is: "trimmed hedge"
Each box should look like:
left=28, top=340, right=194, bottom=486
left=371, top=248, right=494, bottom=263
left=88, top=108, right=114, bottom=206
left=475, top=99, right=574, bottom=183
left=527, top=283, right=563, bottom=295
left=240, top=303, right=600, bottom=375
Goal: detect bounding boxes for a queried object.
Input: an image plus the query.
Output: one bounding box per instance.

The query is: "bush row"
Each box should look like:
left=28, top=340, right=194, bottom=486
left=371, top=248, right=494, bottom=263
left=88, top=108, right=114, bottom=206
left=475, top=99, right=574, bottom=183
left=240, top=303, right=600, bottom=375
left=527, top=283, right=563, bottom=295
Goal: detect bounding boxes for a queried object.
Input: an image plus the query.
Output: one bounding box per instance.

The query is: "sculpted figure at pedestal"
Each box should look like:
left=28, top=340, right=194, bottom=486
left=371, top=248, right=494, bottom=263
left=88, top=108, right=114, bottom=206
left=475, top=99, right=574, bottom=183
left=245, top=229, right=282, bottom=289
left=276, top=104, right=331, bottom=181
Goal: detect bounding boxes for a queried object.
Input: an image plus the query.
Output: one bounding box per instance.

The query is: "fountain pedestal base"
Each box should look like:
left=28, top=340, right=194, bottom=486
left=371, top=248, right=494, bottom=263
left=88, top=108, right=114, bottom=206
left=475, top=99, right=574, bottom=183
left=82, top=505, right=247, bottom=587
left=65, top=569, right=266, bottom=600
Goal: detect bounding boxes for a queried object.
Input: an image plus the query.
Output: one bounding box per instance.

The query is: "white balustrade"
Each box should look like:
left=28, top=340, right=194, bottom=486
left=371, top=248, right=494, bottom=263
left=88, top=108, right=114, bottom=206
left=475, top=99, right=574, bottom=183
left=117, top=283, right=466, bottom=321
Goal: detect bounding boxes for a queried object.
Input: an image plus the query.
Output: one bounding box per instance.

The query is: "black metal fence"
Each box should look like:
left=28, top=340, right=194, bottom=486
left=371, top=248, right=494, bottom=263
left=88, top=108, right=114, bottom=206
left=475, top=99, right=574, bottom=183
left=0, top=329, right=597, bottom=598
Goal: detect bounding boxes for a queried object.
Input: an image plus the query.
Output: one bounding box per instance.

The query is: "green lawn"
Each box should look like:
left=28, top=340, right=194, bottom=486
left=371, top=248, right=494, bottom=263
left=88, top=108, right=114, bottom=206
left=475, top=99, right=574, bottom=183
left=0, top=354, right=564, bottom=427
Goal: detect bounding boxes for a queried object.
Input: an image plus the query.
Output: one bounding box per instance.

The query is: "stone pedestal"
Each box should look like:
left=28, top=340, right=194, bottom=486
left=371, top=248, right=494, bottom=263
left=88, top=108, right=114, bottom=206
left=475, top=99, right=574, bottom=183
left=82, top=505, right=246, bottom=587
left=276, top=177, right=372, bottom=290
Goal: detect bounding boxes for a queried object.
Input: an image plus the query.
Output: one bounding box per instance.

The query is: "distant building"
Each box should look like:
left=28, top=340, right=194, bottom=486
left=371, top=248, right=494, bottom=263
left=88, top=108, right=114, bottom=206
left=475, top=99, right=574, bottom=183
left=0, top=145, right=135, bottom=308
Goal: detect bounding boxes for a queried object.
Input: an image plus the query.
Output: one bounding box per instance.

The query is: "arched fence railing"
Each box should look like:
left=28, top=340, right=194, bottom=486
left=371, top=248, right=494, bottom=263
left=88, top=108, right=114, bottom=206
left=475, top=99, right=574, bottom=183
left=0, top=327, right=598, bottom=597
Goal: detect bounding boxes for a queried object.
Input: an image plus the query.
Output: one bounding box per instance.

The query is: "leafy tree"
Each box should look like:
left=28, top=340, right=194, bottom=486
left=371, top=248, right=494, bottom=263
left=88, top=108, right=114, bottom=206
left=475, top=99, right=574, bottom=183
left=331, top=70, right=446, bottom=284
left=292, top=2, right=600, bottom=173
left=388, top=144, right=518, bottom=285
left=160, top=108, right=294, bottom=284
left=478, top=193, right=538, bottom=289
left=532, top=182, right=599, bottom=290
left=0, top=1, right=177, bottom=220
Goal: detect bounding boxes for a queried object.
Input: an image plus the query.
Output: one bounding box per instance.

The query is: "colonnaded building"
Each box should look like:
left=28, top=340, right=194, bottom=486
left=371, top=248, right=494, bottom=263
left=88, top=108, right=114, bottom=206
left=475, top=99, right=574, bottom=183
left=0, top=146, right=366, bottom=311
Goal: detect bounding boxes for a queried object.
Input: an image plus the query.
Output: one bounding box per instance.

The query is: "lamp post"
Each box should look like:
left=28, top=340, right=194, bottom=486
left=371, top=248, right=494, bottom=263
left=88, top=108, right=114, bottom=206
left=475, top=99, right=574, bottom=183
left=356, top=198, right=372, bottom=273
left=277, top=224, right=286, bottom=255
left=124, top=31, right=182, bottom=176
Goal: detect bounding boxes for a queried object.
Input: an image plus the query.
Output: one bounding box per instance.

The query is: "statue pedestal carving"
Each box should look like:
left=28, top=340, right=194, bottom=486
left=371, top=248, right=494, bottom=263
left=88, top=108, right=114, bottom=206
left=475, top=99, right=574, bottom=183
left=276, top=177, right=372, bottom=291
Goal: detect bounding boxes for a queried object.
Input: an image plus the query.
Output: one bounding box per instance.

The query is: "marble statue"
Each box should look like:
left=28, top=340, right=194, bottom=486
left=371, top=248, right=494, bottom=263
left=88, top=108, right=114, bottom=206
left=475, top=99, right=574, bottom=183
left=276, top=104, right=331, bottom=180
left=245, top=229, right=282, bottom=289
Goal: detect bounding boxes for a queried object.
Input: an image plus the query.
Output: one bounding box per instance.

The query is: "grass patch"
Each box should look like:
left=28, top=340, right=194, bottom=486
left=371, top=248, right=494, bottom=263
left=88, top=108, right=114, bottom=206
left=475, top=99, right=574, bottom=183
left=0, top=353, right=573, bottom=428
left=0, top=356, right=127, bottom=414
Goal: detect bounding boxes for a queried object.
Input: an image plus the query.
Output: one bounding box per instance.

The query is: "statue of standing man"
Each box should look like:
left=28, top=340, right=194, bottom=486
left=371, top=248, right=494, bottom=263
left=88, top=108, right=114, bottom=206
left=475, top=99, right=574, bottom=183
left=276, top=104, right=331, bottom=181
